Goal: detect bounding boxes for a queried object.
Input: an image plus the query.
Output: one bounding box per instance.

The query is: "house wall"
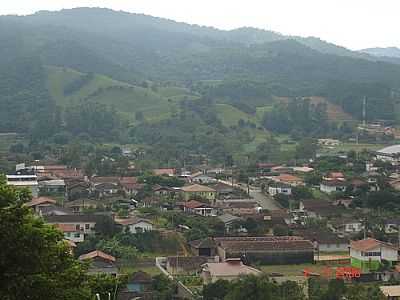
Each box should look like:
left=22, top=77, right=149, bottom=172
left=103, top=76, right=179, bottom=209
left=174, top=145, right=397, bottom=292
left=183, top=191, right=216, bottom=201
left=128, top=222, right=153, bottom=234
left=64, top=232, right=85, bottom=243
left=320, top=184, right=338, bottom=194
left=319, top=243, right=349, bottom=253
left=222, top=249, right=314, bottom=265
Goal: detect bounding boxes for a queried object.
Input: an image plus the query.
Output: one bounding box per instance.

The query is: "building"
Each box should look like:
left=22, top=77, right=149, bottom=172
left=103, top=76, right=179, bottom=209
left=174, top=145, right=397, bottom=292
left=268, top=183, right=292, bottom=196
left=272, top=174, right=303, bottom=187
left=214, top=236, right=314, bottom=265
left=79, top=250, right=118, bottom=276
left=118, top=271, right=153, bottom=299
left=6, top=174, right=39, bottom=197
left=38, top=179, right=66, bottom=196
left=210, top=182, right=234, bottom=198
left=320, top=179, right=346, bottom=194
left=201, top=258, right=262, bottom=284
left=183, top=200, right=217, bottom=217
left=180, top=184, right=216, bottom=202
left=153, top=168, right=176, bottom=177
left=115, top=217, right=153, bottom=234
left=293, top=228, right=349, bottom=253
left=376, top=145, right=400, bottom=164
left=329, top=218, right=363, bottom=235
left=380, top=285, right=400, bottom=299
left=166, top=256, right=209, bottom=275
left=191, top=173, right=217, bottom=184
left=218, top=200, right=261, bottom=216
left=189, top=238, right=218, bottom=257
left=25, top=196, right=57, bottom=214
left=299, top=199, right=339, bottom=219
left=218, top=214, right=243, bottom=233
left=350, top=238, right=399, bottom=272
left=54, top=223, right=85, bottom=243
left=45, top=214, right=105, bottom=235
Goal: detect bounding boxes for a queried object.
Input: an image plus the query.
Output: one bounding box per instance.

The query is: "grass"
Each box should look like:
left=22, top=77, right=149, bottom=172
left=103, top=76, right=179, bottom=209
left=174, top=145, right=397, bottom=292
left=215, top=103, right=259, bottom=127
left=260, top=262, right=351, bottom=277
left=46, top=66, right=195, bottom=122
left=318, top=142, right=389, bottom=155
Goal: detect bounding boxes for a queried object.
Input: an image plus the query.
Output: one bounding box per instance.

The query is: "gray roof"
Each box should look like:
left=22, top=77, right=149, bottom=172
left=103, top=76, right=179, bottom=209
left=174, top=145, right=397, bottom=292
left=218, top=214, right=241, bottom=224
left=378, top=145, right=400, bottom=155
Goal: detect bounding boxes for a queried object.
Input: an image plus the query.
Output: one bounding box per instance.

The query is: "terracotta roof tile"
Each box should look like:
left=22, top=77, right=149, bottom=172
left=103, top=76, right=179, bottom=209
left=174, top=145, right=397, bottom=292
left=79, top=250, right=116, bottom=262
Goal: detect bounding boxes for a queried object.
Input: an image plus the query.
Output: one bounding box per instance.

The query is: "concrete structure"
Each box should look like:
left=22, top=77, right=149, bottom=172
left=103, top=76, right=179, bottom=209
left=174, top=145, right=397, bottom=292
left=6, top=174, right=39, bottom=197
left=181, top=184, right=216, bottom=202
left=350, top=238, right=399, bottom=272
left=320, top=179, right=346, bottom=194
left=380, top=285, right=400, bottom=299
left=183, top=200, right=217, bottom=217
left=79, top=250, right=118, bottom=276
left=214, top=236, right=314, bottom=265
left=54, top=223, right=85, bottom=243
left=45, top=214, right=103, bottom=235
left=201, top=258, right=262, bottom=284
left=268, top=183, right=292, bottom=196
left=116, top=217, right=153, bottom=234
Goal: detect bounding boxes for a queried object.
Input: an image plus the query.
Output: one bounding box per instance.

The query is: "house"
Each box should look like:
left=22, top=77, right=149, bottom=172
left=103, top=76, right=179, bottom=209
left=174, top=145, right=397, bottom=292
left=92, top=182, right=120, bottom=198
left=51, top=168, right=84, bottom=180
left=25, top=196, right=57, bottom=213
left=272, top=174, right=303, bottom=186
left=66, top=180, right=90, bottom=201
left=153, top=185, right=175, bottom=197
left=201, top=258, right=262, bottom=284
left=153, top=168, right=176, bottom=177
left=350, top=238, right=399, bottom=272
left=38, top=205, right=73, bottom=216
left=45, top=214, right=105, bottom=235
left=320, top=179, right=346, bottom=194
left=115, top=217, right=153, bottom=233
left=214, top=236, right=314, bottom=265
left=329, top=218, right=363, bottom=235
left=218, top=214, right=243, bottom=233
left=268, top=183, right=292, bottom=196
left=166, top=256, right=209, bottom=275
left=380, top=285, right=400, bottom=299
left=6, top=174, right=39, bottom=197
left=299, top=199, right=339, bottom=219
left=79, top=250, right=118, bottom=276
left=38, top=179, right=66, bottom=196
left=118, top=271, right=153, bottom=299
left=189, top=238, right=218, bottom=257
left=210, top=182, right=234, bottom=197
left=218, top=200, right=261, bottom=216
left=180, top=184, right=216, bottom=202
left=183, top=200, right=217, bottom=217
left=119, top=177, right=142, bottom=196
left=385, top=219, right=400, bottom=234
left=293, top=228, right=349, bottom=253
left=191, top=173, right=217, bottom=184
left=54, top=223, right=85, bottom=243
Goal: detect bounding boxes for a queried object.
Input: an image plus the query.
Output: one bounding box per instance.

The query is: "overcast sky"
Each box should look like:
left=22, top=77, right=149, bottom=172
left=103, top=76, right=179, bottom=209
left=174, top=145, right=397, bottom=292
left=0, top=0, right=398, bottom=50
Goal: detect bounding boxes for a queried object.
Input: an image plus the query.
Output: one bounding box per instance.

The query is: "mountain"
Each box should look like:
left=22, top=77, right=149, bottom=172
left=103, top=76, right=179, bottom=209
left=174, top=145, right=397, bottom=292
left=1, top=7, right=400, bottom=160
left=360, top=47, right=400, bottom=58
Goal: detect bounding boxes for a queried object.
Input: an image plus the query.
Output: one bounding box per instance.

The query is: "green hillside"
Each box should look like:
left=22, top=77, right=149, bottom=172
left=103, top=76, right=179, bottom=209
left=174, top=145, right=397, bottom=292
left=46, top=66, right=195, bottom=121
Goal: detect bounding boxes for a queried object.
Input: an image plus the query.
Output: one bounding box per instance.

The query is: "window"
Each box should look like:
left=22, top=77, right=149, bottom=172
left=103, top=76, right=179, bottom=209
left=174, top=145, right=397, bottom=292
left=75, top=224, right=80, bottom=231
left=85, top=224, right=90, bottom=230
left=74, top=233, right=81, bottom=238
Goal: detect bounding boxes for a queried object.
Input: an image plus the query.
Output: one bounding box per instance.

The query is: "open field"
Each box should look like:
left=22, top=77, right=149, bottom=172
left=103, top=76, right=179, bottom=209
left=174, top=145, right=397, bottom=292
left=260, top=262, right=351, bottom=277
left=318, top=142, right=389, bottom=155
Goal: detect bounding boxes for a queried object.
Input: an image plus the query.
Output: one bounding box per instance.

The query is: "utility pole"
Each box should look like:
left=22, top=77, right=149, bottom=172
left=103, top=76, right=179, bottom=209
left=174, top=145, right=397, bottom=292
left=362, top=96, right=367, bottom=127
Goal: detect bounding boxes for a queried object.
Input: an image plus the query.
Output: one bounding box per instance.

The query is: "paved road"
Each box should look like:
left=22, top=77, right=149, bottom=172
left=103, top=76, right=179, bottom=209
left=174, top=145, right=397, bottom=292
left=249, top=187, right=281, bottom=210
left=218, top=180, right=280, bottom=210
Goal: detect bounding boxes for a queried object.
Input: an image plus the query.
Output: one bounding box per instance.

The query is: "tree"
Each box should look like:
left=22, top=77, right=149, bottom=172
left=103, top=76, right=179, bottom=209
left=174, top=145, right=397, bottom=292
left=203, top=279, right=231, bottom=300
left=0, top=182, right=91, bottom=300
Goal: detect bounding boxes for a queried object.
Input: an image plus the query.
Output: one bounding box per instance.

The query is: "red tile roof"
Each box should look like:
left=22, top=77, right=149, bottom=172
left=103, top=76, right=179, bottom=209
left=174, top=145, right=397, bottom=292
left=79, top=250, right=116, bottom=262
left=181, top=184, right=216, bottom=192
left=153, top=168, right=176, bottom=176
left=184, top=200, right=212, bottom=209
left=54, top=223, right=78, bottom=233
left=275, top=174, right=302, bottom=183
left=351, top=238, right=398, bottom=252
left=26, top=197, right=56, bottom=207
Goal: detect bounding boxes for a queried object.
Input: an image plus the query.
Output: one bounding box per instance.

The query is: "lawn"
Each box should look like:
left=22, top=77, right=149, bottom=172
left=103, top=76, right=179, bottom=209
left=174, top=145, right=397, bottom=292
left=260, top=262, right=351, bottom=277
left=318, top=142, right=389, bottom=155
left=118, top=265, right=162, bottom=276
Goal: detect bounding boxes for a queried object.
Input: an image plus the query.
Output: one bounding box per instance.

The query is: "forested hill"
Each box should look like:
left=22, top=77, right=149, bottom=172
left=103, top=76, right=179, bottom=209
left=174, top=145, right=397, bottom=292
left=1, top=7, right=400, bottom=154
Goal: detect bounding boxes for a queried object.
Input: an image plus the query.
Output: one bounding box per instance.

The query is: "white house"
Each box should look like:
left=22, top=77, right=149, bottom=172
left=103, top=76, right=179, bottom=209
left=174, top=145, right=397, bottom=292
left=116, top=217, right=153, bottom=234
left=191, top=173, right=217, bottom=184
left=320, top=179, right=346, bottom=194
left=54, top=223, right=85, bottom=243
left=183, top=200, right=217, bottom=217
left=6, top=174, right=39, bottom=197
left=350, top=238, right=399, bottom=272
left=268, top=183, right=292, bottom=196
left=329, top=218, right=363, bottom=235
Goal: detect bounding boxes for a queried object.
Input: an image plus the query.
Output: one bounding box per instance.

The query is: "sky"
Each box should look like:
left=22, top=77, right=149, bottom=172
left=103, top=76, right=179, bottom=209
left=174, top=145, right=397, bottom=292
left=0, top=0, right=398, bottom=50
